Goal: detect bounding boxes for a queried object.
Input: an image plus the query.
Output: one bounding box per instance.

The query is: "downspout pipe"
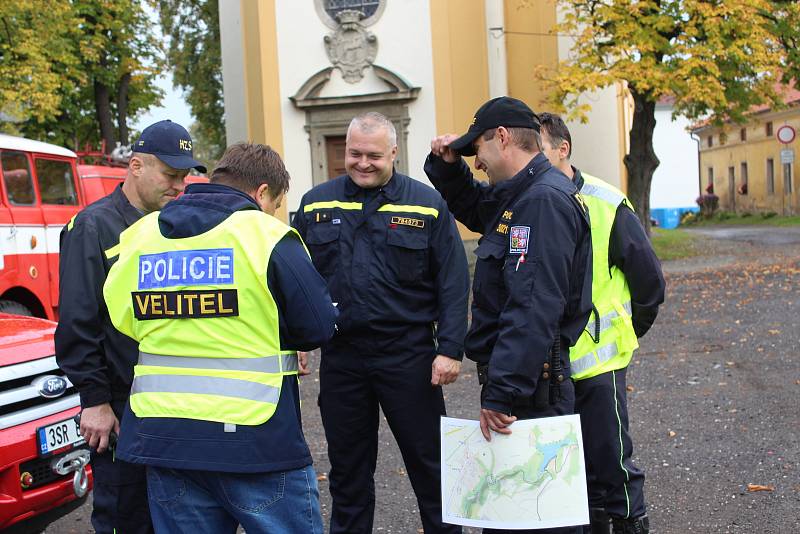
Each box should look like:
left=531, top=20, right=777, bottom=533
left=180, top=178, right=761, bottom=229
left=485, top=0, right=508, bottom=98
left=690, top=131, right=702, bottom=196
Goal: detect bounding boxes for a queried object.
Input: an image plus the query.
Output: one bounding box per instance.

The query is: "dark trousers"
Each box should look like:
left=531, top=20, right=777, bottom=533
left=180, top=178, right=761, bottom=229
left=319, top=338, right=460, bottom=534
left=90, top=400, right=153, bottom=534
left=574, top=367, right=646, bottom=520
left=481, top=374, right=581, bottom=534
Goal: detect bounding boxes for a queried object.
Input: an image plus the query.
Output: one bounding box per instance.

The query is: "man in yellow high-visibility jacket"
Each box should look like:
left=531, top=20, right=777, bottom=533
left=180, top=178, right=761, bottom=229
left=539, top=113, right=665, bottom=534
left=103, top=143, right=338, bottom=533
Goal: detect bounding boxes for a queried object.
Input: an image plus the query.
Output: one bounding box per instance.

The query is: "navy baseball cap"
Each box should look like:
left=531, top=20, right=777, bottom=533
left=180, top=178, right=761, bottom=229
left=449, top=97, right=541, bottom=157
left=133, top=120, right=207, bottom=173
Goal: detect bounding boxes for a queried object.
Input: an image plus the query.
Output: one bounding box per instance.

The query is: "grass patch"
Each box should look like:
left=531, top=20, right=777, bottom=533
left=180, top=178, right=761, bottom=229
left=651, top=228, right=702, bottom=261
left=682, top=212, right=800, bottom=227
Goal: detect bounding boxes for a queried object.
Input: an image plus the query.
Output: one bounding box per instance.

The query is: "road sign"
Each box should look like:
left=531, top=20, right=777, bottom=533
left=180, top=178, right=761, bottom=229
left=776, top=125, right=796, bottom=144
left=780, top=148, right=794, bottom=164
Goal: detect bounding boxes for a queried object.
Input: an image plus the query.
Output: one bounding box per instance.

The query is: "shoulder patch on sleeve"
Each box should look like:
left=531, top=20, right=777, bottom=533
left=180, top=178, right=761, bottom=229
left=509, top=226, right=530, bottom=254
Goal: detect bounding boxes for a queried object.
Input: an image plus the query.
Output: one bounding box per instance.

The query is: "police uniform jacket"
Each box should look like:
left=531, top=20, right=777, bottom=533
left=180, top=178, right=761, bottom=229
left=424, top=153, right=592, bottom=414
left=573, top=168, right=665, bottom=337
left=113, top=183, right=338, bottom=472
left=56, top=184, right=142, bottom=409
left=293, top=171, right=469, bottom=358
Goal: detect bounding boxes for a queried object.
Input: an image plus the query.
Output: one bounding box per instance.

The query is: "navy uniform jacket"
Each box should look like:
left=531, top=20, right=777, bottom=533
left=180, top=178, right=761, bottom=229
left=424, top=153, right=592, bottom=414
left=293, top=171, right=469, bottom=359
left=56, top=184, right=142, bottom=409
left=114, top=183, right=338, bottom=472
left=573, top=168, right=665, bottom=338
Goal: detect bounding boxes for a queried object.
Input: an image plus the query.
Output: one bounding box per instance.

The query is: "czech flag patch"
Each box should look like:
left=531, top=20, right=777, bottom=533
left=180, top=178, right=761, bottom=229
left=509, top=226, right=530, bottom=254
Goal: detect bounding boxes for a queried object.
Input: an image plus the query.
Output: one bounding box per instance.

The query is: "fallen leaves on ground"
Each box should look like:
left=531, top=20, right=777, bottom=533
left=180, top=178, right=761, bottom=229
left=746, top=483, right=775, bottom=492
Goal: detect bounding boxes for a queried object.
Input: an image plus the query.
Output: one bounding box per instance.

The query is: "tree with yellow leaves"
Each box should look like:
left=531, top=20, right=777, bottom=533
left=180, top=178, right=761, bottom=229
left=0, top=0, right=163, bottom=151
left=538, top=0, right=797, bottom=232
left=0, top=1, right=80, bottom=126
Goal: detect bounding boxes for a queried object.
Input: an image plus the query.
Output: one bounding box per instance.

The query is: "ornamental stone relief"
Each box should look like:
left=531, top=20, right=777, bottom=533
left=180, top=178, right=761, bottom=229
left=323, top=10, right=378, bottom=84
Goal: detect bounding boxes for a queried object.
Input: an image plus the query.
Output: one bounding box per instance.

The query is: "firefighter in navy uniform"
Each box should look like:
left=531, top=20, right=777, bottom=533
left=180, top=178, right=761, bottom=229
left=538, top=113, right=664, bottom=534
left=55, top=120, right=204, bottom=534
left=426, top=97, right=593, bottom=534
left=293, top=112, right=469, bottom=534
left=103, top=143, right=337, bottom=533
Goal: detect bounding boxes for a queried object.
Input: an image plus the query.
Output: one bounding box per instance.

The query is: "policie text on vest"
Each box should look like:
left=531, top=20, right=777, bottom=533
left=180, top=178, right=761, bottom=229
left=133, top=248, right=239, bottom=320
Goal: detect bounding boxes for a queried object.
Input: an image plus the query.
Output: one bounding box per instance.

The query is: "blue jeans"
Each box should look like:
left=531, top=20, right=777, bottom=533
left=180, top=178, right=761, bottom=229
left=146, top=464, right=323, bottom=534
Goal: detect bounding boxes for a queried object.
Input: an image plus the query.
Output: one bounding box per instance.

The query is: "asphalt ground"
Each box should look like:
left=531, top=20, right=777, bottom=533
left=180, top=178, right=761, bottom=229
left=36, top=225, right=800, bottom=533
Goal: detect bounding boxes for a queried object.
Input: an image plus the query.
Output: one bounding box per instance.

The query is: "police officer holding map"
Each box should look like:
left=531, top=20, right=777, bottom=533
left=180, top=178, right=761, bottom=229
left=426, top=96, right=593, bottom=534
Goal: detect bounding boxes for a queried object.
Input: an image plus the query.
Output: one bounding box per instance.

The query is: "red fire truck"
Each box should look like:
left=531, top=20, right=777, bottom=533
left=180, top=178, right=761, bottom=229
left=0, top=134, right=207, bottom=319
left=0, top=134, right=128, bottom=319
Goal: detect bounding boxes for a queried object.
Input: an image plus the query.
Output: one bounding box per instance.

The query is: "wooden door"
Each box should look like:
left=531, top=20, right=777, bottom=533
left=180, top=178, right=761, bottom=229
left=325, top=136, right=347, bottom=180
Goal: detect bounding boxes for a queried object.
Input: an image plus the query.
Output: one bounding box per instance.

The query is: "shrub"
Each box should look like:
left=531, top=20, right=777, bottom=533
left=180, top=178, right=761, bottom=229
left=695, top=194, right=719, bottom=218
left=761, top=211, right=778, bottom=219
left=680, top=211, right=697, bottom=226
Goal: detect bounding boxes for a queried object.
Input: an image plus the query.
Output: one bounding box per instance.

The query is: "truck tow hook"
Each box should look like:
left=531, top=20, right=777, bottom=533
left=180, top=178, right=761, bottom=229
left=51, top=449, right=90, bottom=498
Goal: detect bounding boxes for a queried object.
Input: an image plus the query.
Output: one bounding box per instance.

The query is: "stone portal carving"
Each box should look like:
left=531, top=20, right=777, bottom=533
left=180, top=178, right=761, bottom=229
left=323, top=10, right=377, bottom=84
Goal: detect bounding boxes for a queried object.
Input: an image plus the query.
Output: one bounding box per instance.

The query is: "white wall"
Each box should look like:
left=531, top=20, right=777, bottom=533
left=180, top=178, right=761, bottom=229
left=275, top=0, right=438, bottom=214
left=565, top=87, right=627, bottom=188
left=650, top=105, right=700, bottom=208
left=218, top=2, right=247, bottom=147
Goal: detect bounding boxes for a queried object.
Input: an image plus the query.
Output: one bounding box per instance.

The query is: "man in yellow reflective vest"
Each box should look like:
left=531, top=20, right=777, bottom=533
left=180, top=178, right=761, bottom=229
left=103, top=143, right=338, bottom=533
left=539, top=113, right=665, bottom=534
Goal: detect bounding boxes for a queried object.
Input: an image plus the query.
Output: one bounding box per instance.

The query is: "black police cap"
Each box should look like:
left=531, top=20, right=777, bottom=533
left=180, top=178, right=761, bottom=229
left=133, top=120, right=207, bottom=173
left=449, top=97, right=541, bottom=157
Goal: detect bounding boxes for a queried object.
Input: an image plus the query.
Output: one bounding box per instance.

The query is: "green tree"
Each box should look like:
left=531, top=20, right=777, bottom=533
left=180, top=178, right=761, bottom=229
left=189, top=121, right=220, bottom=171
left=536, top=0, right=796, bottom=233
left=0, top=0, right=163, bottom=151
left=156, top=0, right=226, bottom=160
left=73, top=0, right=164, bottom=151
left=761, top=0, right=800, bottom=86
left=0, top=1, right=81, bottom=130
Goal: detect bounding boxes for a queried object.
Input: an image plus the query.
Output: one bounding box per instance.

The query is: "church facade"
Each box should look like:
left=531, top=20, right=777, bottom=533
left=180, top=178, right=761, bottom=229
left=219, top=0, right=633, bottom=223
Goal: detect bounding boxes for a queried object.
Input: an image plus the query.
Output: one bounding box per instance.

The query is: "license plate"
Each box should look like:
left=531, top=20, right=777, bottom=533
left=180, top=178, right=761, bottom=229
left=36, top=416, right=85, bottom=457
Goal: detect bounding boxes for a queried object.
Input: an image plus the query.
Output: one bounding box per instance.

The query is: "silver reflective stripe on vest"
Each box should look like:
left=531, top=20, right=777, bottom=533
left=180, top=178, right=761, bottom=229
left=139, top=352, right=298, bottom=373
left=581, top=183, right=625, bottom=206
left=131, top=374, right=281, bottom=404
left=571, top=342, right=619, bottom=375
left=594, top=301, right=633, bottom=336
left=281, top=354, right=299, bottom=372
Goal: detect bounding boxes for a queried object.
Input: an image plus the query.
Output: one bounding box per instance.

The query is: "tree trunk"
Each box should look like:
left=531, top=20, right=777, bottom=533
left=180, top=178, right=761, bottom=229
left=117, top=72, right=131, bottom=145
left=94, top=80, right=115, bottom=154
left=623, top=89, right=660, bottom=235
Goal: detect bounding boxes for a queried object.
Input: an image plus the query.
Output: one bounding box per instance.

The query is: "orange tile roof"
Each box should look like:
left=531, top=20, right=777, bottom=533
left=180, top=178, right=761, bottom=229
left=690, top=83, right=800, bottom=132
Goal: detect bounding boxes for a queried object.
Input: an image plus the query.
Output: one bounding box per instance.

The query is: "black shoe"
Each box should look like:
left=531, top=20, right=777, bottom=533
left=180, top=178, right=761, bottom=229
left=611, top=514, right=649, bottom=534
left=588, top=507, right=612, bottom=534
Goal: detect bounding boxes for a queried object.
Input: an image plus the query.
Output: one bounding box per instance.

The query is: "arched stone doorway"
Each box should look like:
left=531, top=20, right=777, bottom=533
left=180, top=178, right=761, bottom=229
left=290, top=65, right=420, bottom=186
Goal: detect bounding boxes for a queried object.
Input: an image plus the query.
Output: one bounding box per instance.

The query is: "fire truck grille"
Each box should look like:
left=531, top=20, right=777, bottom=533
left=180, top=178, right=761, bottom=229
left=19, top=456, right=70, bottom=490
left=0, top=356, right=80, bottom=430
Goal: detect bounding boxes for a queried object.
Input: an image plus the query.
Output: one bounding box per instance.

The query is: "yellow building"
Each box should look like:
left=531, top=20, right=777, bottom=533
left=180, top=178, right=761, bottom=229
left=691, top=89, right=800, bottom=215
left=219, top=0, right=632, bottom=225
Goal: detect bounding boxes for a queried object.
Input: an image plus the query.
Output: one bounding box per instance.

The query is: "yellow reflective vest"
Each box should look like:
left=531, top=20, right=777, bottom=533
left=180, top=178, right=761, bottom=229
left=570, top=174, right=639, bottom=380
left=103, top=210, right=300, bottom=425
